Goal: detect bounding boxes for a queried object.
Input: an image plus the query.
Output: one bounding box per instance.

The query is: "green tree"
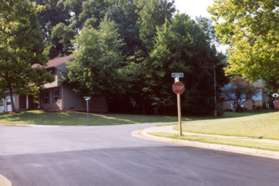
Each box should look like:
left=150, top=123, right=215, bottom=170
left=0, top=0, right=52, bottom=112
left=209, top=0, right=279, bottom=90
left=106, top=0, right=140, bottom=56
left=67, top=18, right=124, bottom=96
left=136, top=0, right=175, bottom=52
left=32, top=0, right=228, bottom=115
left=36, top=0, right=75, bottom=58
left=145, top=14, right=227, bottom=115
left=50, top=23, right=75, bottom=55
left=37, top=0, right=111, bottom=58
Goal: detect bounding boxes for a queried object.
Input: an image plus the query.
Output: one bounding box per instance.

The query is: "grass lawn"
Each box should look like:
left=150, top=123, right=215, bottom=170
left=148, top=111, right=279, bottom=152
left=0, top=110, right=178, bottom=125
left=178, top=111, right=279, bottom=140
left=151, top=132, right=279, bottom=152
left=0, top=110, right=265, bottom=126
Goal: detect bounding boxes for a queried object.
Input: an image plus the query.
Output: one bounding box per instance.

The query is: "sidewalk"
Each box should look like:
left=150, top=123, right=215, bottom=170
left=133, top=125, right=279, bottom=160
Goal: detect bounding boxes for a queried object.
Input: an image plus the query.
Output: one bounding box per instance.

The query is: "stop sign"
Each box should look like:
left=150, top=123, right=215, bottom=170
left=172, top=81, right=185, bottom=95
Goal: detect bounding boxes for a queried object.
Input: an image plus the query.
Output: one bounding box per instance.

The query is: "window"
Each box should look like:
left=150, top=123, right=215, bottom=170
left=43, top=92, right=50, bottom=104
left=52, top=88, right=61, bottom=102
left=6, top=96, right=11, bottom=105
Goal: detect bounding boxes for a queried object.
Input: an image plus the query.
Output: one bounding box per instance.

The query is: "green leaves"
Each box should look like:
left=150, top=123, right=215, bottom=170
left=143, top=14, right=227, bottom=115
left=137, top=0, right=175, bottom=52
left=209, top=0, right=279, bottom=90
left=67, top=18, right=124, bottom=95
left=0, top=0, right=52, bottom=111
left=51, top=23, right=75, bottom=55
left=0, top=0, right=229, bottom=115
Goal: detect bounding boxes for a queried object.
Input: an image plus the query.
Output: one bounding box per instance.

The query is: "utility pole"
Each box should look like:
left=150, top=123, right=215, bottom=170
left=213, top=64, right=217, bottom=117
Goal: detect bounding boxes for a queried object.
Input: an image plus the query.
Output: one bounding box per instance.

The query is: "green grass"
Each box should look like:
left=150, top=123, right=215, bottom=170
left=179, top=111, right=279, bottom=140
left=151, top=132, right=279, bottom=152
left=0, top=110, right=178, bottom=125
left=0, top=110, right=275, bottom=133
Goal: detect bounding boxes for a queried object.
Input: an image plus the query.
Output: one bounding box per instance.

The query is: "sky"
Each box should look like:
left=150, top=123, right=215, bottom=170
left=174, top=0, right=228, bottom=53
left=174, top=0, right=214, bottom=18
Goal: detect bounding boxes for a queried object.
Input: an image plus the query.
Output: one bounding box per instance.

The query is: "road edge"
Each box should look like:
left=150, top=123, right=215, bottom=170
left=132, top=128, right=279, bottom=160
left=0, top=175, right=12, bottom=186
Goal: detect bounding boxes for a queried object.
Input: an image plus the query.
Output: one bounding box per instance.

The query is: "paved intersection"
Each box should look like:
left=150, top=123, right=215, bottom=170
left=0, top=124, right=279, bottom=186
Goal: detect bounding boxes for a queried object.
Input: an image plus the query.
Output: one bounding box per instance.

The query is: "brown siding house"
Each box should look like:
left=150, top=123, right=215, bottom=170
left=38, top=56, right=108, bottom=113
left=0, top=56, right=108, bottom=113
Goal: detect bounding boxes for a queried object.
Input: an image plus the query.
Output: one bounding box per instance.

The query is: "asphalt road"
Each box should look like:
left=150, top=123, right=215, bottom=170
left=0, top=124, right=279, bottom=186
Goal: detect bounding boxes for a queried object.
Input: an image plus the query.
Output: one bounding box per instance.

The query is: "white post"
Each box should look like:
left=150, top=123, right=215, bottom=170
left=84, top=96, right=91, bottom=116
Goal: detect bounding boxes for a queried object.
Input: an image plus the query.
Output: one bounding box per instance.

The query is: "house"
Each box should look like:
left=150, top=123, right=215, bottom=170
left=222, top=76, right=269, bottom=111
left=0, top=56, right=108, bottom=113
left=0, top=95, right=17, bottom=113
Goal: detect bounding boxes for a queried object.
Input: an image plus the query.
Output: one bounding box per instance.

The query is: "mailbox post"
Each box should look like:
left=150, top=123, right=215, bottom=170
left=84, top=96, right=91, bottom=114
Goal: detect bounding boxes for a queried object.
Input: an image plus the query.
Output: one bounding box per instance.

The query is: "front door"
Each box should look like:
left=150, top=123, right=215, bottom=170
left=19, top=95, right=27, bottom=110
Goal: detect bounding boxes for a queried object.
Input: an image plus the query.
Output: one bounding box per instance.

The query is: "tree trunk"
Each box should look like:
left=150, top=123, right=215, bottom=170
left=8, top=84, right=16, bottom=113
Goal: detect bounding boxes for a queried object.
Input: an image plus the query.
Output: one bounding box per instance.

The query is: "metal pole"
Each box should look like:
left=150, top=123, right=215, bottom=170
left=177, top=93, right=183, bottom=136
left=213, top=64, right=217, bottom=117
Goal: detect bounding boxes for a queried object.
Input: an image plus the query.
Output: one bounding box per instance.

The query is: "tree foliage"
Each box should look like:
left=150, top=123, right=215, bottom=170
left=0, top=0, right=228, bottom=115
left=144, top=14, right=227, bottom=115
left=67, top=18, right=124, bottom=96
left=35, top=0, right=73, bottom=58
left=209, top=0, right=279, bottom=90
left=136, top=0, right=175, bottom=52
left=0, top=0, right=52, bottom=111
left=63, top=0, right=227, bottom=115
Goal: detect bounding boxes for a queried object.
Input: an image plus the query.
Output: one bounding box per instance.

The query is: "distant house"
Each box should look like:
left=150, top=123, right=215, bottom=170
left=0, top=56, right=108, bottom=113
left=0, top=95, right=18, bottom=113
left=222, top=76, right=269, bottom=111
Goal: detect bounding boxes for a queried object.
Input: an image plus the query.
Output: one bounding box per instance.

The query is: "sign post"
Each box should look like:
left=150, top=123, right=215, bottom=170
left=177, top=93, right=182, bottom=136
left=172, top=73, right=185, bottom=136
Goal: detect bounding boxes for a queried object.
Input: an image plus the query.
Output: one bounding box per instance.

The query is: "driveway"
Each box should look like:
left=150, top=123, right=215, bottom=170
left=0, top=124, right=279, bottom=186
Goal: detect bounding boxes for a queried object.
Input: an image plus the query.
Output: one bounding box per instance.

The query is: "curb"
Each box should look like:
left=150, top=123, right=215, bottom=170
left=132, top=129, right=279, bottom=160
left=0, top=123, right=62, bottom=128
left=0, top=175, right=12, bottom=186
left=0, top=122, right=175, bottom=128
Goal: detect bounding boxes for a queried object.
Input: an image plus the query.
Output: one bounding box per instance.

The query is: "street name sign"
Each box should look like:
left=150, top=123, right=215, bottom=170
left=171, top=72, right=184, bottom=79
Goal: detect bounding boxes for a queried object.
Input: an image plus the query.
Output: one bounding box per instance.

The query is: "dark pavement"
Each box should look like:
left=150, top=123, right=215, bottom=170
left=0, top=124, right=279, bottom=186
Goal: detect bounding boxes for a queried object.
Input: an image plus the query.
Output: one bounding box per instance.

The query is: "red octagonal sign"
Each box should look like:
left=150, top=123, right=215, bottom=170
left=172, top=81, right=185, bottom=95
